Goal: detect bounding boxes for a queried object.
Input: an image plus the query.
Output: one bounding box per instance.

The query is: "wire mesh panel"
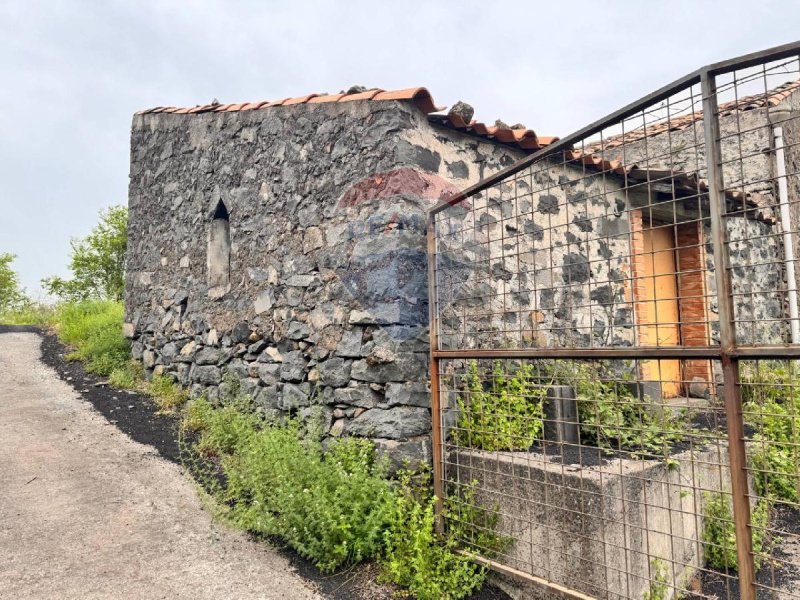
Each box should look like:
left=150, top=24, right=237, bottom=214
left=429, top=42, right=800, bottom=600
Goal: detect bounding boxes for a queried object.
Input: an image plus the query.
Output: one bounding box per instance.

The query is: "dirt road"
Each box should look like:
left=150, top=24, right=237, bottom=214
left=0, top=331, right=322, bottom=600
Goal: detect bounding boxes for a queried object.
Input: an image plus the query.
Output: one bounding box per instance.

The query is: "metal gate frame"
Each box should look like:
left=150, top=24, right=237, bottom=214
left=427, top=40, right=800, bottom=600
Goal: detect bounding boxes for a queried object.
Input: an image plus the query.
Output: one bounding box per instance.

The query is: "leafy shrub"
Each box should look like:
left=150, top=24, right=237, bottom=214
left=741, top=362, right=800, bottom=502
left=52, top=300, right=129, bottom=375
left=381, top=470, right=489, bottom=600
left=702, top=492, right=769, bottom=570
left=567, top=361, right=687, bottom=455
left=453, top=359, right=688, bottom=456
left=184, top=398, right=500, bottom=596
left=184, top=397, right=394, bottom=573
left=453, top=360, right=545, bottom=451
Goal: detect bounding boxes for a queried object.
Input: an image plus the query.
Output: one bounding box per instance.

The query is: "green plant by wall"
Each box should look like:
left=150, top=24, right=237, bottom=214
left=52, top=300, right=129, bottom=375
left=380, top=470, right=491, bottom=600
left=702, top=492, right=769, bottom=571
left=562, top=361, right=688, bottom=455
left=446, top=480, right=510, bottom=558
left=183, top=396, right=394, bottom=572
left=453, top=360, right=546, bottom=451
left=741, top=361, right=800, bottom=502
left=643, top=558, right=669, bottom=600
left=182, top=396, right=501, bottom=597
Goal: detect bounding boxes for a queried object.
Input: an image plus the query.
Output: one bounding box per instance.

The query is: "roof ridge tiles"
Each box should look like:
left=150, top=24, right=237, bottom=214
left=135, top=86, right=558, bottom=153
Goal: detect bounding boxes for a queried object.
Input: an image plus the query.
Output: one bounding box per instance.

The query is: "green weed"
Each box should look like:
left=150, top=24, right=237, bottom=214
left=702, top=492, right=769, bottom=571
left=643, top=558, right=669, bottom=600
left=742, top=362, right=800, bottom=502
left=453, top=360, right=546, bottom=451
left=183, top=397, right=394, bottom=573
left=380, top=469, right=490, bottom=600
left=52, top=300, right=129, bottom=376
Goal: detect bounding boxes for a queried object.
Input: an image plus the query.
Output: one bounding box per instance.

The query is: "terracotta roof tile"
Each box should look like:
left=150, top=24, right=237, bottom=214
left=308, top=93, right=347, bottom=103
left=135, top=86, right=558, bottom=152
left=427, top=114, right=558, bottom=152
left=239, top=101, right=268, bottom=111
left=284, top=93, right=319, bottom=105
left=590, top=79, right=800, bottom=152
left=338, top=89, right=384, bottom=102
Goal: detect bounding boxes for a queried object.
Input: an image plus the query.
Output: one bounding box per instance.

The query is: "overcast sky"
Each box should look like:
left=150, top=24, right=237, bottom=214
left=1, top=0, right=799, bottom=294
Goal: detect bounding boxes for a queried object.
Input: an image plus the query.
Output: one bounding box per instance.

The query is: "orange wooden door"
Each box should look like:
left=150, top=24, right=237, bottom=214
left=639, top=226, right=682, bottom=397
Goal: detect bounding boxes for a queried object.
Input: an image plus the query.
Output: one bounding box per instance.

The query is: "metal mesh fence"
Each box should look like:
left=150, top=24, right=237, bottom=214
left=429, top=42, right=800, bottom=600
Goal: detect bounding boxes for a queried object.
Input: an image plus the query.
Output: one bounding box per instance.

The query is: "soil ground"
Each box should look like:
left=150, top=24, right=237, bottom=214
left=0, top=327, right=511, bottom=600
left=0, top=329, right=321, bottom=600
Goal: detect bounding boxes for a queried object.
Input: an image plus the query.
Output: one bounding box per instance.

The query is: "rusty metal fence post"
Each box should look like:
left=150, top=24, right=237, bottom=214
left=701, top=70, right=756, bottom=600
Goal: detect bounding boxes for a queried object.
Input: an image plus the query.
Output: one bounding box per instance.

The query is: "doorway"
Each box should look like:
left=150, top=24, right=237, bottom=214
left=637, top=223, right=682, bottom=398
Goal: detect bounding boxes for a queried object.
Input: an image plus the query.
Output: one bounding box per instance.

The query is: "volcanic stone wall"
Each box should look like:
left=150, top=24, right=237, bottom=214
left=125, top=99, right=525, bottom=460
left=435, top=161, right=642, bottom=352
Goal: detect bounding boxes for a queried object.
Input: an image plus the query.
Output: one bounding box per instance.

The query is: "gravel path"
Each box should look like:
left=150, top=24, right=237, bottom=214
left=0, top=331, right=322, bottom=600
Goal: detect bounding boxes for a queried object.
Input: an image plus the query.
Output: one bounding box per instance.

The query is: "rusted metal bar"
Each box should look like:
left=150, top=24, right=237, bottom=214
left=701, top=70, right=756, bottom=600
left=427, top=211, right=445, bottom=534
left=464, top=553, right=599, bottom=600
left=433, top=347, right=722, bottom=360
left=704, top=39, right=800, bottom=76
left=732, top=345, right=800, bottom=358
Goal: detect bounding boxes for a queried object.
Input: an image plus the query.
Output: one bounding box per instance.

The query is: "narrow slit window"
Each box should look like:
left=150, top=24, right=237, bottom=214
left=208, top=200, right=230, bottom=289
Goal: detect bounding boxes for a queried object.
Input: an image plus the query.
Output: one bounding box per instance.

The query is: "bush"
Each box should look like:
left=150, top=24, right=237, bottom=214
left=184, top=397, right=395, bottom=573
left=742, top=362, right=800, bottom=502
left=453, top=361, right=545, bottom=451
left=453, top=359, right=687, bottom=456
left=560, top=361, right=688, bottom=455
left=52, top=300, right=129, bottom=375
left=702, top=492, right=769, bottom=570
left=381, top=470, right=489, bottom=600
left=183, top=398, right=499, bottom=597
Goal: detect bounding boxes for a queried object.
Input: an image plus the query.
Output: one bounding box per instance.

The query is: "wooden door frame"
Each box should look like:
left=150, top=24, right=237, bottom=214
left=630, top=210, right=713, bottom=397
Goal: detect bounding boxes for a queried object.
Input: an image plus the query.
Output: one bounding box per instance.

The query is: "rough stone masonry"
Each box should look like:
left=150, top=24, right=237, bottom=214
left=125, top=91, right=529, bottom=462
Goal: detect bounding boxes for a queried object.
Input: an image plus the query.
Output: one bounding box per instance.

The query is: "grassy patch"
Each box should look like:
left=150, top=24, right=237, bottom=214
left=108, top=360, right=188, bottom=413
left=0, top=303, right=55, bottom=326
left=51, top=300, right=129, bottom=376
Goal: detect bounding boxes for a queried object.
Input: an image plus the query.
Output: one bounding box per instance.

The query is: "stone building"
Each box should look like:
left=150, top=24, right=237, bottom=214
left=125, top=87, right=548, bottom=460
left=125, top=82, right=799, bottom=458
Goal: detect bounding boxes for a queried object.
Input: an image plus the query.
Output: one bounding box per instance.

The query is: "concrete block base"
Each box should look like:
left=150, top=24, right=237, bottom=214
left=448, top=445, right=732, bottom=599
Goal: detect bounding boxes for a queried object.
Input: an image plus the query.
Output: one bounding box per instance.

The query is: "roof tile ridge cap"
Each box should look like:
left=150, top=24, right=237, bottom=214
left=372, top=87, right=444, bottom=114
left=338, top=88, right=384, bottom=103
left=283, top=93, right=321, bottom=105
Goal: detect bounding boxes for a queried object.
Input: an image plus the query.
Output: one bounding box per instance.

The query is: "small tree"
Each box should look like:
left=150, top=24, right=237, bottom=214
left=43, top=205, right=128, bottom=301
left=0, top=253, right=26, bottom=311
